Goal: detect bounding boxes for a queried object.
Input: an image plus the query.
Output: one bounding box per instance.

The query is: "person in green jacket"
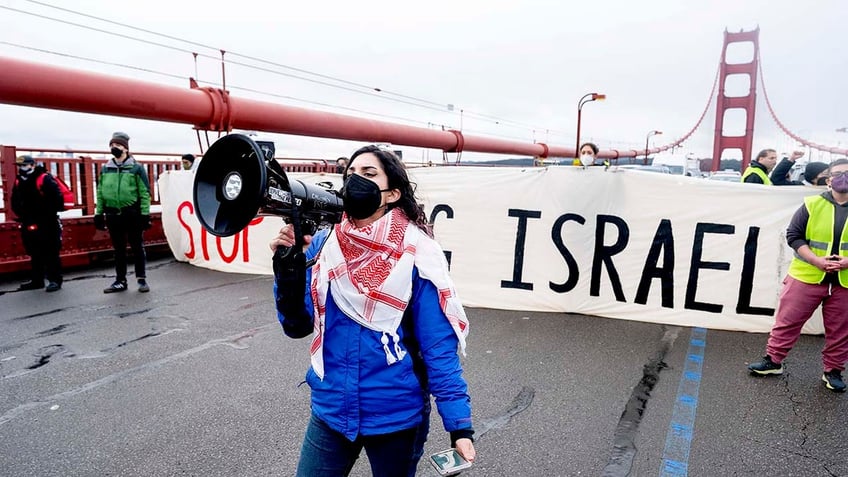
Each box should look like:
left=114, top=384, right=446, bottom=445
left=94, top=132, right=152, bottom=293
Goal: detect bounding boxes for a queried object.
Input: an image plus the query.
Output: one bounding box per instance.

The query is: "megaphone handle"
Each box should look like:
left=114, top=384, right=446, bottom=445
left=272, top=246, right=313, bottom=338
left=289, top=195, right=307, bottom=251
left=274, top=245, right=295, bottom=260
left=274, top=220, right=310, bottom=262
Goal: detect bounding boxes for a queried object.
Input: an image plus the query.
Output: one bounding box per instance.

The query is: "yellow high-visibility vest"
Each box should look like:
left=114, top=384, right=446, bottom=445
left=788, top=195, right=848, bottom=286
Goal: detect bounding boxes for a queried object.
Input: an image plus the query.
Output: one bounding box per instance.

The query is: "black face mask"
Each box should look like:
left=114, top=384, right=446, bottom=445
left=17, top=165, right=34, bottom=178
left=111, top=147, right=124, bottom=159
left=815, top=177, right=828, bottom=186
left=341, top=173, right=390, bottom=220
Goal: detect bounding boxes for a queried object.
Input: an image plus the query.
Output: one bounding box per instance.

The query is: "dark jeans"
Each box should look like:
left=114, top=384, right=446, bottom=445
left=21, top=218, right=62, bottom=284
left=296, top=411, right=430, bottom=477
left=105, top=210, right=146, bottom=282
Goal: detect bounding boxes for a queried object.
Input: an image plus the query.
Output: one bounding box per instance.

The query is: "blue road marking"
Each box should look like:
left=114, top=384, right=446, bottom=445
left=659, top=327, right=707, bottom=477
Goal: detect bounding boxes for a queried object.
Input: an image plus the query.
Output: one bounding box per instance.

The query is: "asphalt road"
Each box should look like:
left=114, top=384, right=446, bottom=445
left=1, top=258, right=846, bottom=476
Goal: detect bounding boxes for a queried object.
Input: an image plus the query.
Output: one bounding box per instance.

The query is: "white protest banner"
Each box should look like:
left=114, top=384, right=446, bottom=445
left=158, top=166, right=824, bottom=334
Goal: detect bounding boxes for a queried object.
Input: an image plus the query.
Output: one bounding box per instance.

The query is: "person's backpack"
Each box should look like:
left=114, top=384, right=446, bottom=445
left=36, top=174, right=75, bottom=211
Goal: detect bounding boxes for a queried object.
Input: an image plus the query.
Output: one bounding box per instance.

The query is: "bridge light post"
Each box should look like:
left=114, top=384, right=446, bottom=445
left=576, top=93, right=606, bottom=162
left=644, top=130, right=662, bottom=165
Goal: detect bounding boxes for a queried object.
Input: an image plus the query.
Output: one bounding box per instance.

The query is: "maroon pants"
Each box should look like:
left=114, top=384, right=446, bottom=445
left=767, top=276, right=848, bottom=372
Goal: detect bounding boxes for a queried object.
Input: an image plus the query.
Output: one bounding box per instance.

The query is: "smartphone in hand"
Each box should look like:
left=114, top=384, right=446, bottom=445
left=429, top=448, right=472, bottom=476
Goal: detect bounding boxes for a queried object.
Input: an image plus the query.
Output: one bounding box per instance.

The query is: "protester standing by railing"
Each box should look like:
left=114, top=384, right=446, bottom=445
left=10, top=154, right=64, bottom=291
left=94, top=132, right=152, bottom=293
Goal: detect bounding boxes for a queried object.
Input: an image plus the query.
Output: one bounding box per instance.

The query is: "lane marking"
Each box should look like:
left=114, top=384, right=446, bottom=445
left=659, top=327, right=707, bottom=477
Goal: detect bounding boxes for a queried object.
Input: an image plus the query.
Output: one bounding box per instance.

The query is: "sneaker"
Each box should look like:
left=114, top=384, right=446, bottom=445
left=45, top=281, right=62, bottom=292
left=138, top=279, right=150, bottom=293
left=748, top=355, right=784, bottom=375
left=103, top=280, right=128, bottom=293
left=822, top=370, right=846, bottom=393
left=17, top=280, right=44, bottom=291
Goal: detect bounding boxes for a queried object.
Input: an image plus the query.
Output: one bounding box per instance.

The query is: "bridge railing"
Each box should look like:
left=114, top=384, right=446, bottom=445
left=0, top=143, right=338, bottom=274
left=0, top=145, right=338, bottom=220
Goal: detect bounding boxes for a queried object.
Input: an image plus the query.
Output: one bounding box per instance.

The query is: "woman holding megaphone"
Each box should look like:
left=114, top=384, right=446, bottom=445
left=270, top=145, right=476, bottom=476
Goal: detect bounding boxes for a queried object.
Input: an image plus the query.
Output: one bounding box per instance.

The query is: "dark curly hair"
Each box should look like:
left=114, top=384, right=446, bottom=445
left=579, top=142, right=599, bottom=155
left=348, top=145, right=431, bottom=236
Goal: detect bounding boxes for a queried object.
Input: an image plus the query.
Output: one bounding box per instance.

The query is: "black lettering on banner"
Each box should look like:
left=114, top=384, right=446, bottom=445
left=591, top=215, right=628, bottom=301
left=635, top=219, right=675, bottom=307
left=736, top=226, right=775, bottom=316
left=685, top=223, right=734, bottom=313
left=550, top=213, right=585, bottom=293
left=501, top=209, right=541, bottom=290
left=429, top=204, right=454, bottom=268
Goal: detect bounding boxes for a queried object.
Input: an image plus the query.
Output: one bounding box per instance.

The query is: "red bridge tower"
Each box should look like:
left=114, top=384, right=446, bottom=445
left=711, top=28, right=760, bottom=172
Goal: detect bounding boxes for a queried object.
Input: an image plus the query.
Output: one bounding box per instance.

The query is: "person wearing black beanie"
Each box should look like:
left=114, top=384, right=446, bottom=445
left=804, top=161, right=830, bottom=186
left=96, top=131, right=152, bottom=293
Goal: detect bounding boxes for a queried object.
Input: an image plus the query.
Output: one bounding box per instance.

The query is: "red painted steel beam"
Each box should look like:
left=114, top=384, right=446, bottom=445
left=0, top=55, right=694, bottom=161
left=0, top=56, right=581, bottom=159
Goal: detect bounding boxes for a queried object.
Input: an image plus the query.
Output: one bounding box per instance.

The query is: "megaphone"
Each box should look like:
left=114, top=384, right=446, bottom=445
left=193, top=133, right=344, bottom=237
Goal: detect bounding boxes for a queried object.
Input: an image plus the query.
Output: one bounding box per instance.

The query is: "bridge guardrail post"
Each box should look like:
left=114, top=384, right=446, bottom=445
left=1, top=145, right=20, bottom=221
left=80, top=155, right=97, bottom=216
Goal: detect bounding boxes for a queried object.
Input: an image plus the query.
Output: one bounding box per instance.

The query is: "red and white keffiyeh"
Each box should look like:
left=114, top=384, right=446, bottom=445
left=309, top=207, right=469, bottom=379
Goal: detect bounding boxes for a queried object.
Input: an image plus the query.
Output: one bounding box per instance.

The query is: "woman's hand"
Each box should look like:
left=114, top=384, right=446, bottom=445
left=268, top=223, right=313, bottom=252
left=455, top=438, right=476, bottom=463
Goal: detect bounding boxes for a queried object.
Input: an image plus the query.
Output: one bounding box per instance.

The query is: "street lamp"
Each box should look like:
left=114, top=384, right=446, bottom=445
left=576, top=93, right=606, bottom=161
left=644, top=130, right=662, bottom=165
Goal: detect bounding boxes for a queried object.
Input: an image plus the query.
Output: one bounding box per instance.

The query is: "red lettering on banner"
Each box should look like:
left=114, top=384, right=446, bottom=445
left=242, top=217, right=265, bottom=262
left=216, top=235, right=239, bottom=263
left=177, top=201, right=196, bottom=259
left=199, top=227, right=209, bottom=261
left=172, top=202, right=266, bottom=264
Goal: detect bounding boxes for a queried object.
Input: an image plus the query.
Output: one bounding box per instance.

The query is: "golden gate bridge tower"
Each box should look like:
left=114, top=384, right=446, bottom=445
left=711, top=28, right=760, bottom=172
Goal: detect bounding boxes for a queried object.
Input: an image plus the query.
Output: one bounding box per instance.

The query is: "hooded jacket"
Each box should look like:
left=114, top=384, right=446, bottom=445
left=11, top=166, right=64, bottom=224
left=95, top=156, right=151, bottom=214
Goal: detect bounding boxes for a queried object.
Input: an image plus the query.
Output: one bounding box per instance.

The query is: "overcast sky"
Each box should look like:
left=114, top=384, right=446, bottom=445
left=1, top=0, right=846, bottom=162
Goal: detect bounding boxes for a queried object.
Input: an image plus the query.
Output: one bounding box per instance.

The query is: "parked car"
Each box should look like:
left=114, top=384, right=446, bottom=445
left=708, top=171, right=742, bottom=182
left=616, top=165, right=672, bottom=174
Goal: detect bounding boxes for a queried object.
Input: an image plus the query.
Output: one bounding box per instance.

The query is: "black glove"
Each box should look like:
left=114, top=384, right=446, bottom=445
left=141, top=215, right=152, bottom=230
left=93, top=214, right=107, bottom=231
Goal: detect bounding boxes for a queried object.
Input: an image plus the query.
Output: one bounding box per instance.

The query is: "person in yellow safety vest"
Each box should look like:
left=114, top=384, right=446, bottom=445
left=747, top=158, right=848, bottom=392
left=741, top=148, right=779, bottom=184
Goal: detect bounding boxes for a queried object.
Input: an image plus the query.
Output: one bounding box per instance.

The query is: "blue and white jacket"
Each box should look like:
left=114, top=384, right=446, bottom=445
left=274, top=229, right=473, bottom=441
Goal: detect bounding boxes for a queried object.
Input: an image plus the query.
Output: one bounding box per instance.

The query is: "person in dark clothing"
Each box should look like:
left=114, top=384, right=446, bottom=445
left=336, top=156, right=348, bottom=174
left=769, top=150, right=807, bottom=185
left=803, top=161, right=832, bottom=186
left=771, top=160, right=830, bottom=186
left=94, top=132, right=152, bottom=293
left=741, top=148, right=780, bottom=184
left=10, top=155, right=64, bottom=292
